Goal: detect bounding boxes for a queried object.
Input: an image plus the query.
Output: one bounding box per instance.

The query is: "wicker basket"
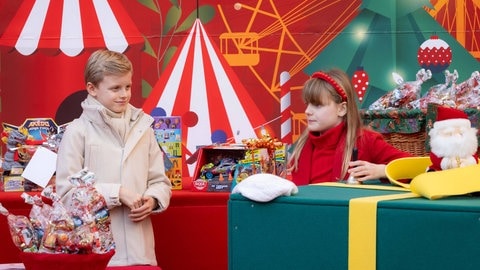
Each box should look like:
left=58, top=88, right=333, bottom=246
left=382, top=131, right=427, bottom=157
left=361, top=109, right=428, bottom=157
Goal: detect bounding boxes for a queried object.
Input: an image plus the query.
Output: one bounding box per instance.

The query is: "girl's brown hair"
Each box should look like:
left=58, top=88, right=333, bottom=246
left=288, top=68, right=363, bottom=180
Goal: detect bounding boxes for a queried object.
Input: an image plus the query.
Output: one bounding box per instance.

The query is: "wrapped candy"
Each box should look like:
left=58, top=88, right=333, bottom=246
left=40, top=186, right=75, bottom=253
left=369, top=69, right=432, bottom=110
left=454, top=71, right=480, bottom=110
left=21, top=193, right=52, bottom=248
left=411, top=69, right=457, bottom=109
left=0, top=203, right=38, bottom=252
left=65, top=168, right=115, bottom=254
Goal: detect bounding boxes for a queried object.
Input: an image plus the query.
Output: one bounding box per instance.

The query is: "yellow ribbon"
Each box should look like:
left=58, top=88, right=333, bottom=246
left=348, top=192, right=419, bottom=270
left=317, top=182, right=419, bottom=270
left=386, top=156, right=480, bottom=199
left=316, top=157, right=480, bottom=270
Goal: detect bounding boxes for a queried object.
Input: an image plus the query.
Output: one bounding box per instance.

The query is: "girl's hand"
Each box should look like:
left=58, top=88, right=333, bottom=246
left=348, top=160, right=386, bottom=182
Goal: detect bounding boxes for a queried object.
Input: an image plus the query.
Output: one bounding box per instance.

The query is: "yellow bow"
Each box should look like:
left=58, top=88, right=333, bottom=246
left=386, top=156, right=480, bottom=199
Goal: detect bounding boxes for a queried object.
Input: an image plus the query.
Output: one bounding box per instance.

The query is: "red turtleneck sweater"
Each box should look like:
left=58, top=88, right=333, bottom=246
left=291, top=122, right=412, bottom=185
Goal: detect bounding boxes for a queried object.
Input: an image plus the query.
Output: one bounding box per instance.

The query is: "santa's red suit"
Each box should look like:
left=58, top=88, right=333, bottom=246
left=428, top=106, right=478, bottom=171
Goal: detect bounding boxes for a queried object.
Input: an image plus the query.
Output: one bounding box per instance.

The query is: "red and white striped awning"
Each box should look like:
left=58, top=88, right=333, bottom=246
left=0, top=0, right=143, bottom=56
left=143, top=19, right=267, bottom=176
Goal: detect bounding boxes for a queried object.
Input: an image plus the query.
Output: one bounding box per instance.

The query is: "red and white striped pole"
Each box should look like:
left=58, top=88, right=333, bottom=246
left=280, top=71, right=292, bottom=144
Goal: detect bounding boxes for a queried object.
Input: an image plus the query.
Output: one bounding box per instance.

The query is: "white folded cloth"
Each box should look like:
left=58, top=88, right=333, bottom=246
left=231, top=173, right=298, bottom=202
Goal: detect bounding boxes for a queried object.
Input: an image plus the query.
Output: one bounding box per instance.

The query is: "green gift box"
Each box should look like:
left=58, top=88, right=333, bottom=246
left=228, top=184, right=480, bottom=270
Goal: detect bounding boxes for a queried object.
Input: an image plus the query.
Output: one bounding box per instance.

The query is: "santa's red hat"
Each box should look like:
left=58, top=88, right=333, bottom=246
left=433, top=106, right=471, bottom=129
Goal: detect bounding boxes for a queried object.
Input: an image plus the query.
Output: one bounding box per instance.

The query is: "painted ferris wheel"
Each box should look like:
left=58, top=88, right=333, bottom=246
left=425, top=0, right=480, bottom=59
left=215, top=0, right=479, bottom=140
left=216, top=0, right=360, bottom=100
left=216, top=0, right=361, bottom=141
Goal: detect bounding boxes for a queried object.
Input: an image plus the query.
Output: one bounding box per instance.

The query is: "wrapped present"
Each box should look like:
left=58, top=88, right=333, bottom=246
left=1, top=169, right=115, bottom=269
left=368, top=69, right=432, bottom=110
left=229, top=183, right=480, bottom=270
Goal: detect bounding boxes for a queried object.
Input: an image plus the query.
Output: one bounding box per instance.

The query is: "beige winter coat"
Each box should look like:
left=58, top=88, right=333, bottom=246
left=56, top=96, right=172, bottom=266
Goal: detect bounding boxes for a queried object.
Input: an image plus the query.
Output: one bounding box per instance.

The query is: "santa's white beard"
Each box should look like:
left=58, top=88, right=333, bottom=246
left=429, top=126, right=478, bottom=157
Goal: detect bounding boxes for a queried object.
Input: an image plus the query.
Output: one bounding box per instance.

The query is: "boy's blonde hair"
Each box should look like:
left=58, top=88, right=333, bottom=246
left=288, top=68, right=363, bottom=180
left=84, top=49, right=132, bottom=86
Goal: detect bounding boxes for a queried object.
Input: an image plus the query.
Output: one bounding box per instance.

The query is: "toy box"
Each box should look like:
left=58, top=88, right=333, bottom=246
left=1, top=118, right=60, bottom=192
left=233, top=144, right=288, bottom=186
left=191, top=146, right=247, bottom=192
left=192, top=143, right=288, bottom=192
left=153, top=116, right=182, bottom=190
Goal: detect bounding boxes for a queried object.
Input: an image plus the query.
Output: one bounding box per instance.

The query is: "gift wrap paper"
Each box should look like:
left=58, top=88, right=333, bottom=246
left=228, top=185, right=480, bottom=270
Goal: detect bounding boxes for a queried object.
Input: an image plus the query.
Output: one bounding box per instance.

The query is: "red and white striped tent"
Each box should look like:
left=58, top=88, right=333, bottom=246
left=143, top=18, right=267, bottom=177
left=0, top=0, right=144, bottom=126
left=0, top=0, right=143, bottom=56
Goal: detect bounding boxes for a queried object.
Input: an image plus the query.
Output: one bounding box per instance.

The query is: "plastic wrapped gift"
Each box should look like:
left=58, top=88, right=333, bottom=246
left=19, top=249, right=115, bottom=270
left=369, top=69, right=432, bottom=110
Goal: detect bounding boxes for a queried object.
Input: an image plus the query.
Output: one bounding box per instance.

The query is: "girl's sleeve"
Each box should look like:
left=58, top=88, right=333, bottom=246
left=364, top=130, right=413, bottom=164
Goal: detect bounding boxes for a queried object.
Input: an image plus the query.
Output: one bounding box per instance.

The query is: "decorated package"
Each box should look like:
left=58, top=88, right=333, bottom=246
left=0, top=203, right=38, bottom=252
left=63, top=168, right=115, bottom=254
left=39, top=186, right=75, bottom=253
left=411, top=69, right=457, bottom=109
left=369, top=69, right=432, bottom=110
left=21, top=193, right=52, bottom=249
left=454, top=71, right=480, bottom=110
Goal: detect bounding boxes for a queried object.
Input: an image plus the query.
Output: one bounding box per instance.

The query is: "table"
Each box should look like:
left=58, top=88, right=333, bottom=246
left=0, top=178, right=230, bottom=270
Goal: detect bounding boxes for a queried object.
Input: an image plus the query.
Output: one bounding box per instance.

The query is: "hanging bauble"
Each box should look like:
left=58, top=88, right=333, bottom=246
left=417, top=35, right=452, bottom=73
left=352, top=66, right=369, bottom=103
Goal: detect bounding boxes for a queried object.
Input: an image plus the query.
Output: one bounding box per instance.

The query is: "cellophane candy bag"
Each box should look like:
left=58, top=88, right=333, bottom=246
left=411, top=69, right=457, bottom=109
left=65, top=168, right=115, bottom=254
left=21, top=193, right=52, bottom=250
left=369, top=69, right=432, bottom=110
left=39, top=185, right=75, bottom=253
left=454, top=71, right=480, bottom=110
left=0, top=203, right=38, bottom=252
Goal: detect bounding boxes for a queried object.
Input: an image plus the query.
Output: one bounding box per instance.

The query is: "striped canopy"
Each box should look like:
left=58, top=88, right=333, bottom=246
left=0, top=0, right=143, bottom=56
left=143, top=19, right=267, bottom=175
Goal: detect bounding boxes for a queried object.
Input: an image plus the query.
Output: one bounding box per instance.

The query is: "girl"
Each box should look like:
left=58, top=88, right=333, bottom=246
left=288, top=68, right=411, bottom=185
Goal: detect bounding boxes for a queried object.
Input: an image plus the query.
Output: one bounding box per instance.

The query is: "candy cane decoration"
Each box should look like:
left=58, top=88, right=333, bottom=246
left=280, top=71, right=292, bottom=144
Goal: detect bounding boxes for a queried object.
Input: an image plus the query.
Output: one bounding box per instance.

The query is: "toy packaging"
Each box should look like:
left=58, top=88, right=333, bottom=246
left=192, top=146, right=247, bottom=192
left=192, top=134, right=288, bottom=192
left=153, top=116, right=182, bottom=190
left=1, top=118, right=62, bottom=192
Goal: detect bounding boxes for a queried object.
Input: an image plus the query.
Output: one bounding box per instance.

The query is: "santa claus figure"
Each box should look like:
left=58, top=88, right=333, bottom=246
left=428, top=106, right=478, bottom=171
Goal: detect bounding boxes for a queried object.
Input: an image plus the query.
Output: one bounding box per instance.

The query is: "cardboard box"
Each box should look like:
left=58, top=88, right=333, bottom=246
left=229, top=184, right=480, bottom=270
left=153, top=116, right=182, bottom=190
left=233, top=144, right=287, bottom=187
left=191, top=146, right=247, bottom=192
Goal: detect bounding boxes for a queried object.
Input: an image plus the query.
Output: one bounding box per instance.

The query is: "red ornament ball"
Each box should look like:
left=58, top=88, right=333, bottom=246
left=417, top=35, right=452, bottom=73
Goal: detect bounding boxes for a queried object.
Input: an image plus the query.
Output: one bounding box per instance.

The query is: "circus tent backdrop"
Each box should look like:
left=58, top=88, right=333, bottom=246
left=143, top=18, right=268, bottom=177
left=0, top=0, right=144, bottom=126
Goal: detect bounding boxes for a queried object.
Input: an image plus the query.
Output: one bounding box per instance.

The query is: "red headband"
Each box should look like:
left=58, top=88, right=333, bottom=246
left=311, top=71, right=347, bottom=102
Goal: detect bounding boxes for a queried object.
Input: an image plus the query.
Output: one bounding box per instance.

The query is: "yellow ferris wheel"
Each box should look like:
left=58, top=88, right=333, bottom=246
left=425, top=0, right=480, bottom=58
